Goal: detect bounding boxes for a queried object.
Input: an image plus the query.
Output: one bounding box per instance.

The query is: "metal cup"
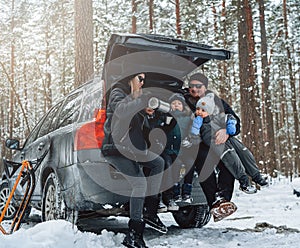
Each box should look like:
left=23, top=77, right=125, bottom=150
left=148, top=97, right=170, bottom=113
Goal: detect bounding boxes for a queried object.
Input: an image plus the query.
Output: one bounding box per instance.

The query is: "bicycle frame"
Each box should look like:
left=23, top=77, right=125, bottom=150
left=0, top=160, right=36, bottom=234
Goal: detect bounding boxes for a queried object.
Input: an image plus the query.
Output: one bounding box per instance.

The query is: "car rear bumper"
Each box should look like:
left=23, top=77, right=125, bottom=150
left=58, top=159, right=132, bottom=211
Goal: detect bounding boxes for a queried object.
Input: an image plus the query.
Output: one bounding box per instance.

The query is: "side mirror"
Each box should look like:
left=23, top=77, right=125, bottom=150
left=5, top=139, right=20, bottom=150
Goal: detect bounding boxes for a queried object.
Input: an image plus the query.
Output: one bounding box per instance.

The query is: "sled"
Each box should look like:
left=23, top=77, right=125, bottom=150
left=0, top=159, right=36, bottom=234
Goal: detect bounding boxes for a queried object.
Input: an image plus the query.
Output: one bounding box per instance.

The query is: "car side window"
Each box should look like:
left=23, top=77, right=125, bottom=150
left=37, top=102, right=63, bottom=138
left=24, top=117, right=46, bottom=147
left=57, top=92, right=82, bottom=129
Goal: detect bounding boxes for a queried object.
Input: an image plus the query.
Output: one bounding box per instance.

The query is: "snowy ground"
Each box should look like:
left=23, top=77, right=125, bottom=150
left=1, top=177, right=300, bottom=248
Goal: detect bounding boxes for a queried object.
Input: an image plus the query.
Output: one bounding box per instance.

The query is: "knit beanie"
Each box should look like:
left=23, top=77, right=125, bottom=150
left=169, top=93, right=185, bottom=105
left=196, top=93, right=215, bottom=115
left=189, top=73, right=209, bottom=88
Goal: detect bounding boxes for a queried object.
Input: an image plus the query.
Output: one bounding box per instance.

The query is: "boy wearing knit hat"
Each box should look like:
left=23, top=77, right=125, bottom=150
left=193, top=93, right=268, bottom=204
left=156, top=93, right=199, bottom=211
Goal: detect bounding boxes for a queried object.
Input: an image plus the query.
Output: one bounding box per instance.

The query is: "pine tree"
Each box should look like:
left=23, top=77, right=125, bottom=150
left=74, top=0, right=94, bottom=87
left=237, top=0, right=264, bottom=166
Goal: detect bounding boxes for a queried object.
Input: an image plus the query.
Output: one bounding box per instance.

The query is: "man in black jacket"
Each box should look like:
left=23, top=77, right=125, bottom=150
left=183, top=73, right=239, bottom=221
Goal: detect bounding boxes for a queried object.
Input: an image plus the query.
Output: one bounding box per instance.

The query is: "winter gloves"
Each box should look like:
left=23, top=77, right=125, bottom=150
left=190, top=116, right=203, bottom=136
left=226, top=114, right=237, bottom=135
left=181, top=116, right=203, bottom=148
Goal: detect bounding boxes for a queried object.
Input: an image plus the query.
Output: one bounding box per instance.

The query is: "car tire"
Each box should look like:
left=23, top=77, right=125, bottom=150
left=42, top=172, right=64, bottom=221
left=0, top=180, right=18, bottom=220
left=172, top=204, right=211, bottom=228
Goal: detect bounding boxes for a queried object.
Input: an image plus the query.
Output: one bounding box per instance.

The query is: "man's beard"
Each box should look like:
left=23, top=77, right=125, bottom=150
left=191, top=89, right=201, bottom=98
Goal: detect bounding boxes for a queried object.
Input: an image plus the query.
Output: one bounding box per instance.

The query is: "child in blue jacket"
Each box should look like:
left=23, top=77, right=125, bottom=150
left=191, top=93, right=267, bottom=194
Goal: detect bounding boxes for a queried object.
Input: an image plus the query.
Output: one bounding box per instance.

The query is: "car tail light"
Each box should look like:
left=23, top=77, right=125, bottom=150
left=74, top=109, right=106, bottom=151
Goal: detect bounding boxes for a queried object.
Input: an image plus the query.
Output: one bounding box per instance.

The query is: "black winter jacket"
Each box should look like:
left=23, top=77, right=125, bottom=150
left=102, top=82, right=149, bottom=158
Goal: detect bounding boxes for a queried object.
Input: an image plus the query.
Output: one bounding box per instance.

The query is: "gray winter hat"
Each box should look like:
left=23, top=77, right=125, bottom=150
left=196, top=93, right=215, bottom=115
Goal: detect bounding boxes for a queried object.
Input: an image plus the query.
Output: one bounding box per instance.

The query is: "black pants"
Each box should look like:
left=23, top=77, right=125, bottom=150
left=104, top=151, right=164, bottom=221
left=195, top=143, right=235, bottom=208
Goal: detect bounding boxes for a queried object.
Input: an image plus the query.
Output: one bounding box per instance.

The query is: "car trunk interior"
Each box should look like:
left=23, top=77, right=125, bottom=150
left=102, top=34, right=231, bottom=99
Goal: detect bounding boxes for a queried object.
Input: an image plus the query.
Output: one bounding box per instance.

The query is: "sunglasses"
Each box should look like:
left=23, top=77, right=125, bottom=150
left=137, top=75, right=145, bottom=83
left=189, top=83, right=204, bottom=89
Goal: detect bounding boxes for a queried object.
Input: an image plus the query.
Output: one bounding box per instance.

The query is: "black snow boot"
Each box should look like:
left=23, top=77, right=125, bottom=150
left=143, top=196, right=168, bottom=234
left=252, top=174, right=268, bottom=187
left=239, top=175, right=257, bottom=194
left=122, top=219, right=148, bottom=248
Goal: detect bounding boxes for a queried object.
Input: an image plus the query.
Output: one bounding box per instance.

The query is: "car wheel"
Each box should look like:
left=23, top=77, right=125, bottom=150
left=42, top=172, right=64, bottom=221
left=0, top=180, right=18, bottom=220
left=172, top=204, right=211, bottom=228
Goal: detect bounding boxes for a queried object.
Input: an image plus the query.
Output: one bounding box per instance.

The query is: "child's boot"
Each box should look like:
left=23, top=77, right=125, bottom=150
left=157, top=193, right=167, bottom=213
left=173, top=183, right=181, bottom=202
left=182, top=183, right=193, bottom=203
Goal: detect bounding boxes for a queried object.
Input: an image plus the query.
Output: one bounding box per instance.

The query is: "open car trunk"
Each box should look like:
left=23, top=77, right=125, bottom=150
left=102, top=33, right=231, bottom=92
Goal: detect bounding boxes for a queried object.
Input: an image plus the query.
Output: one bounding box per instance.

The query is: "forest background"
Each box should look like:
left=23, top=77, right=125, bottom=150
left=0, top=0, right=299, bottom=179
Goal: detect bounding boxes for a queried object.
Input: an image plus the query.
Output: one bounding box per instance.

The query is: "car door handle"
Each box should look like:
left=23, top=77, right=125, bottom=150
left=38, top=142, right=45, bottom=151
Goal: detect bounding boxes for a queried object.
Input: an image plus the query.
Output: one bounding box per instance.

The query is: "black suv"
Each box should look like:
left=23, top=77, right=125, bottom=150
left=0, top=34, right=231, bottom=229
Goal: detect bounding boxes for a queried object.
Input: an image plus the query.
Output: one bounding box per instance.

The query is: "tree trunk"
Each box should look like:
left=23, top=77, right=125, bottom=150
left=149, top=0, right=154, bottom=33
left=279, top=79, right=290, bottom=175
left=237, top=0, right=264, bottom=169
left=175, top=0, right=181, bottom=38
left=44, top=28, right=52, bottom=110
left=0, top=101, right=4, bottom=173
left=61, top=1, right=67, bottom=96
left=283, top=0, right=300, bottom=176
left=8, top=0, right=16, bottom=160
left=258, top=0, right=276, bottom=174
left=212, top=3, right=221, bottom=95
left=213, top=0, right=231, bottom=102
left=132, top=0, right=137, bottom=33
left=74, top=0, right=94, bottom=87
left=1, top=62, right=30, bottom=133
